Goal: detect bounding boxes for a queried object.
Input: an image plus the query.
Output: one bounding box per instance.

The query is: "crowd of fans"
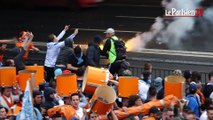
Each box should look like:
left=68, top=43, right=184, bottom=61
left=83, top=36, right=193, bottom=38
left=0, top=25, right=213, bottom=120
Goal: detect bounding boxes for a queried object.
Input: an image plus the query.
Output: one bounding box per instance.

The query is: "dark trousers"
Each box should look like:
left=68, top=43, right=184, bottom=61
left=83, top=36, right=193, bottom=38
left=44, top=66, right=55, bottom=83
left=109, top=61, right=121, bottom=75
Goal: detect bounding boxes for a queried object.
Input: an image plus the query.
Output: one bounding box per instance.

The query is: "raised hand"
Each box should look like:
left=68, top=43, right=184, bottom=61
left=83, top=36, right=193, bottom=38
left=73, top=29, right=78, bottom=35
left=28, top=32, right=34, bottom=41
left=64, top=25, right=70, bottom=31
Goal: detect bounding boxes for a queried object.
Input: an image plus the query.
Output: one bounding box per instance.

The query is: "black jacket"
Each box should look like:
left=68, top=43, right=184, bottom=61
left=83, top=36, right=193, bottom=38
left=86, top=42, right=101, bottom=67
left=102, top=38, right=111, bottom=57
left=43, top=87, right=58, bottom=110
left=56, top=47, right=73, bottom=66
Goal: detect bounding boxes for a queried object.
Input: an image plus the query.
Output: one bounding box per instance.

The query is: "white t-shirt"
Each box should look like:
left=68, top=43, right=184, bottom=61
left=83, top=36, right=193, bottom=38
left=200, top=111, right=207, bottom=120
left=210, top=92, right=213, bottom=99
left=138, top=80, right=150, bottom=102
left=76, top=107, right=84, bottom=119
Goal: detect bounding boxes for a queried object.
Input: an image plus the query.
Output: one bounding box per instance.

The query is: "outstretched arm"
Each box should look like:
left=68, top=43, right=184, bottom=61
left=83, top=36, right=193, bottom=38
left=32, top=46, right=40, bottom=52
left=65, top=28, right=78, bottom=41
left=0, top=39, right=16, bottom=44
left=56, top=25, right=70, bottom=42
left=58, top=28, right=78, bottom=48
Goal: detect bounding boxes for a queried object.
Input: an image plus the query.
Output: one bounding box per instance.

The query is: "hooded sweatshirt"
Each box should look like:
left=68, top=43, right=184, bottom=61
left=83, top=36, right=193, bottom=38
left=43, top=87, right=58, bottom=110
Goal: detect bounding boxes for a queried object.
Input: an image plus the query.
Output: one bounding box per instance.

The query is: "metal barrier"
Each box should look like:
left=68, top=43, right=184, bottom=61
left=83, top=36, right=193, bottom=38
left=129, top=66, right=209, bottom=83
left=4, top=50, right=210, bottom=83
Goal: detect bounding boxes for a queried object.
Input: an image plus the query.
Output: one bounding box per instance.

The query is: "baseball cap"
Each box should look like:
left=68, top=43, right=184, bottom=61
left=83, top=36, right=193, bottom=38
left=189, top=82, right=197, bottom=92
left=104, top=28, right=115, bottom=34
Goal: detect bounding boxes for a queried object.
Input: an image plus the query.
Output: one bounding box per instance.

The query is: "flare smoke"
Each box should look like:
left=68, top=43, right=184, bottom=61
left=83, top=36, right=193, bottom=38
left=127, top=0, right=213, bottom=52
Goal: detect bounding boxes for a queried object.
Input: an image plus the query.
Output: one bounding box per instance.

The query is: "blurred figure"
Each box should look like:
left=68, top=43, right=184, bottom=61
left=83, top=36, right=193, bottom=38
left=144, top=62, right=152, bottom=73
left=0, top=44, right=7, bottom=67
left=184, top=111, right=196, bottom=120
left=143, top=62, right=153, bottom=80
left=63, top=97, right=71, bottom=105
left=89, top=112, right=99, bottom=120
left=183, top=70, right=191, bottom=95
left=123, top=114, right=139, bottom=120
left=33, top=90, right=43, bottom=113
left=153, top=77, right=163, bottom=93
left=0, top=39, right=15, bottom=67
left=162, top=107, right=174, bottom=120
left=107, top=110, right=118, bottom=120
left=139, top=70, right=151, bottom=102
left=0, top=87, right=14, bottom=110
left=202, top=71, right=213, bottom=98
left=68, top=45, right=86, bottom=73
left=191, top=71, right=201, bottom=83
left=4, top=32, right=34, bottom=72
left=118, top=61, right=131, bottom=76
left=149, top=106, right=161, bottom=120
left=207, top=107, right=213, bottom=120
left=16, top=31, right=40, bottom=60
left=121, top=98, right=129, bottom=107
left=186, top=82, right=200, bottom=117
left=0, top=106, right=8, bottom=119
left=128, top=94, right=143, bottom=120
left=157, top=79, right=165, bottom=100
left=128, top=95, right=143, bottom=107
left=200, top=98, right=213, bottom=120
left=74, top=46, right=86, bottom=68
left=144, top=86, right=157, bottom=103
left=43, top=87, right=58, bottom=111
left=86, top=35, right=102, bottom=67
left=172, top=69, right=182, bottom=76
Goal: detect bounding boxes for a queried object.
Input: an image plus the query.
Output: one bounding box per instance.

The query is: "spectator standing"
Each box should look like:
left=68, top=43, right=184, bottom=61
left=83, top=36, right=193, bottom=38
left=44, top=25, right=78, bottom=83
left=102, top=28, right=121, bottom=75
left=186, top=82, right=200, bottom=117
left=86, top=35, right=102, bottom=67
left=70, top=93, right=84, bottom=120
left=139, top=70, right=151, bottom=102
left=4, top=32, right=34, bottom=72
left=203, top=71, right=213, bottom=98
left=16, top=31, right=40, bottom=60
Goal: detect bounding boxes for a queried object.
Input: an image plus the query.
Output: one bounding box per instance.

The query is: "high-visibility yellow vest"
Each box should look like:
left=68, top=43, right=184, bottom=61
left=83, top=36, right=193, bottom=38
left=108, top=35, right=118, bottom=63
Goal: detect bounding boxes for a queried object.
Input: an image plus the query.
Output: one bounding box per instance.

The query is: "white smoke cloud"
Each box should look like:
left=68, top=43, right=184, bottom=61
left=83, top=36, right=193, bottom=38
left=204, top=7, right=213, bottom=22
left=127, top=0, right=203, bottom=51
left=127, top=17, right=165, bottom=51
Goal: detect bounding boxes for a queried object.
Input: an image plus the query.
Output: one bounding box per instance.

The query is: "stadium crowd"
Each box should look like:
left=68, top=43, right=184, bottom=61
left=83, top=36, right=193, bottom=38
left=0, top=25, right=213, bottom=120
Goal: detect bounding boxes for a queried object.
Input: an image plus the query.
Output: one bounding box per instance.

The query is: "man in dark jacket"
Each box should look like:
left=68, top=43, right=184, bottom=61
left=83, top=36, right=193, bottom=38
left=43, top=87, right=58, bottom=111
left=86, top=35, right=102, bottom=67
left=33, top=90, right=42, bottom=112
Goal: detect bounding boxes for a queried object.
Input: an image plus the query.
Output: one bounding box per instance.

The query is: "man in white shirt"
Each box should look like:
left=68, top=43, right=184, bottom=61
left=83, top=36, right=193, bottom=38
left=44, top=25, right=78, bottom=83
left=138, top=70, right=151, bottom=102
left=70, top=93, right=84, bottom=120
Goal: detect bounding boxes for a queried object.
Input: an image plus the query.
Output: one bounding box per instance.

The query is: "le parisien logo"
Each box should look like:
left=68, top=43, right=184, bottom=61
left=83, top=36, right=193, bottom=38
left=165, top=8, right=204, bottom=17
